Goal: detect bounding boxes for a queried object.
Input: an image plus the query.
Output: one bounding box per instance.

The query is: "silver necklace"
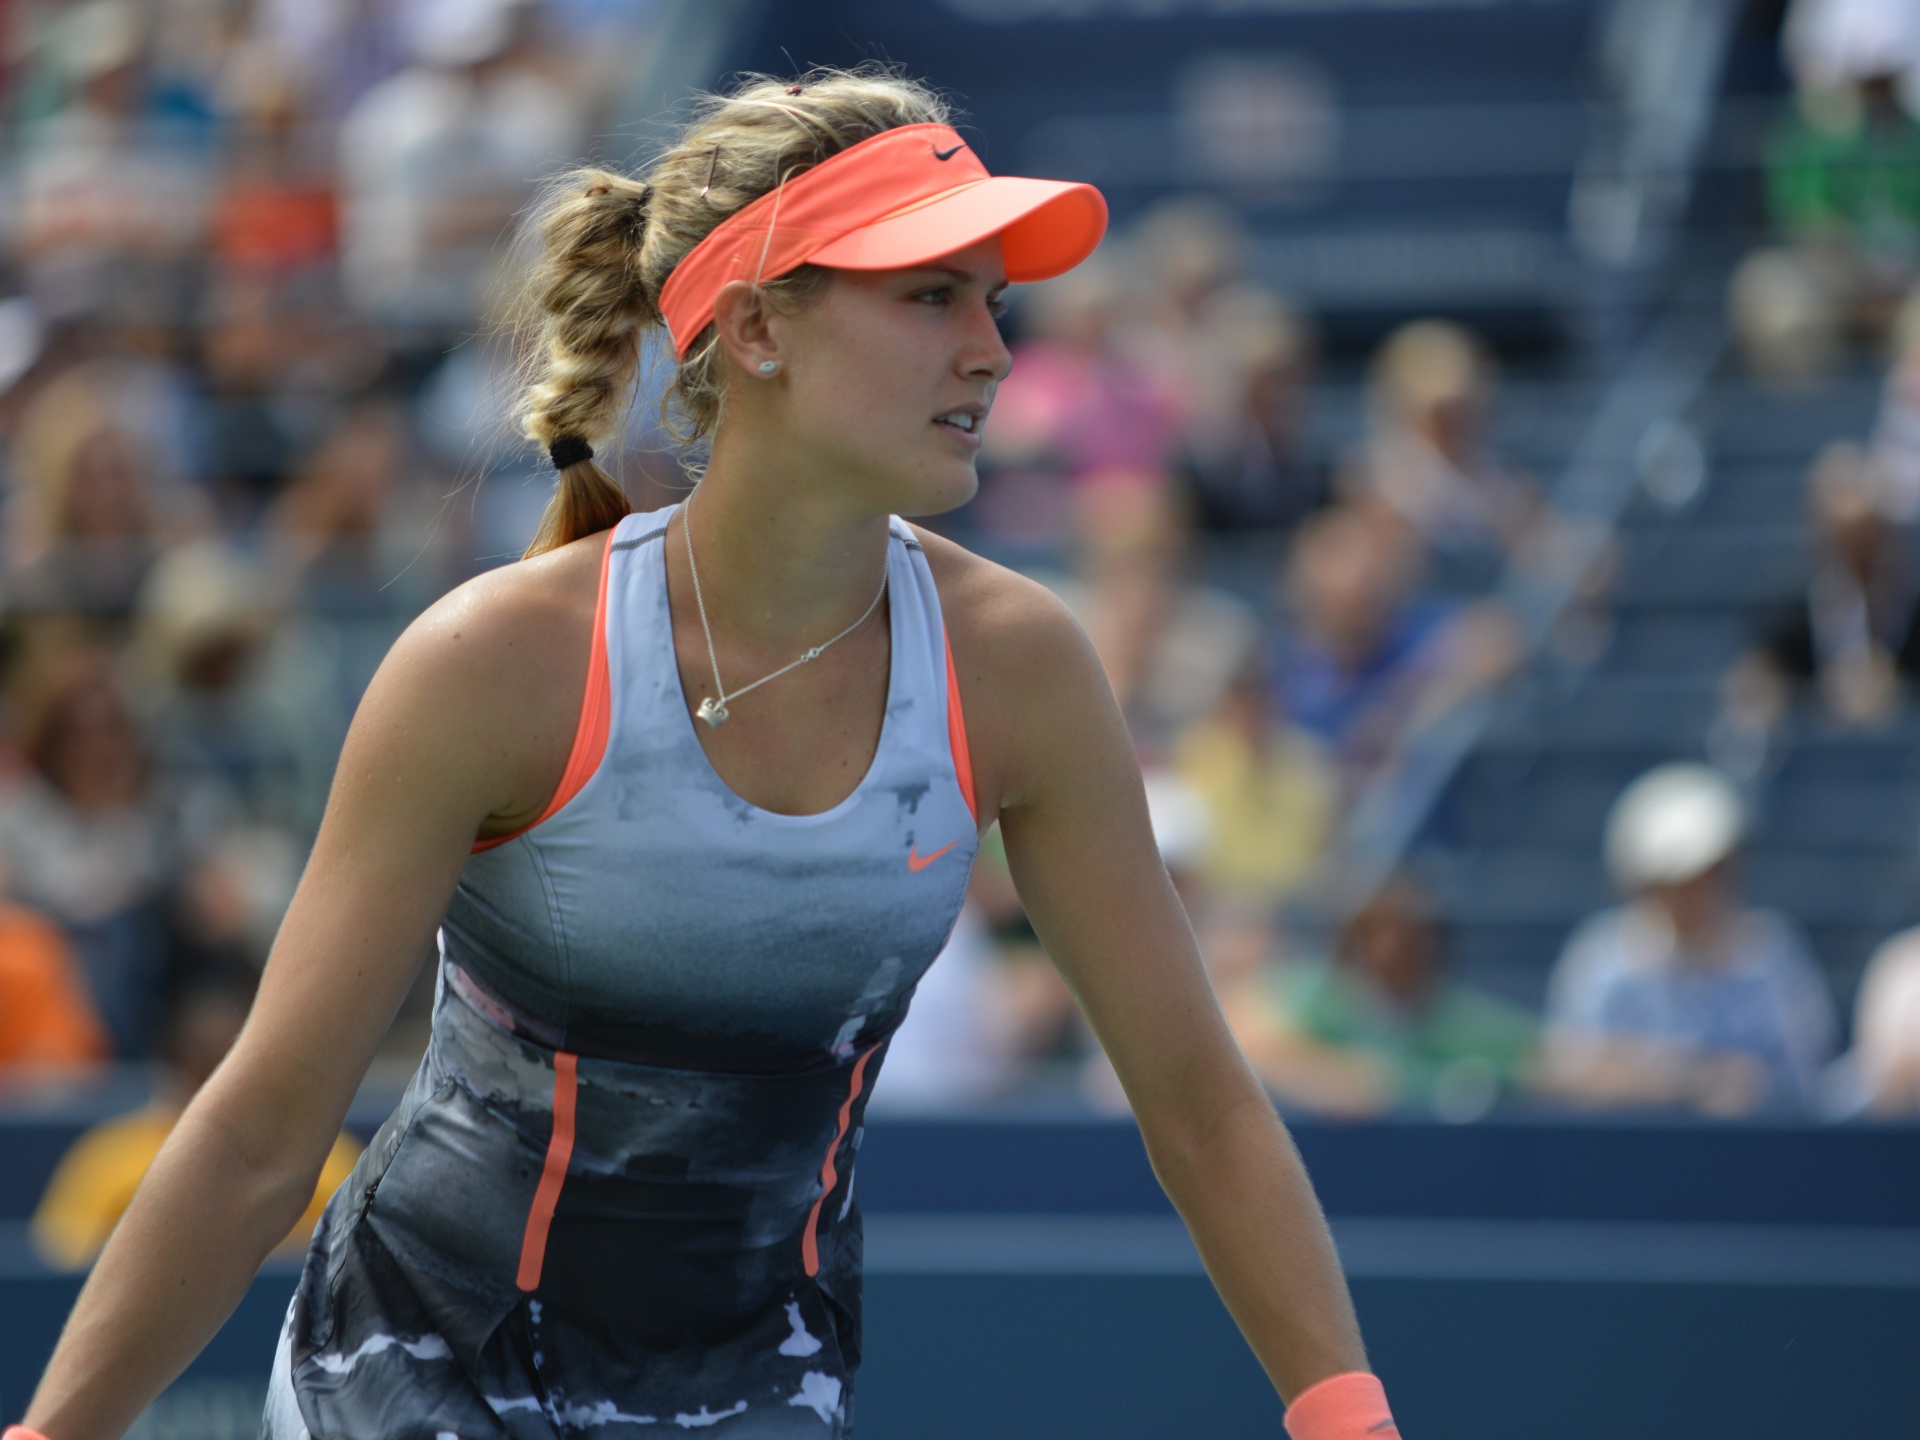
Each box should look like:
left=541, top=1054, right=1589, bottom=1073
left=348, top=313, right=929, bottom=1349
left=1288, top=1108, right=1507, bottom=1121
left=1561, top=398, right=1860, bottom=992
left=681, top=501, right=889, bottom=729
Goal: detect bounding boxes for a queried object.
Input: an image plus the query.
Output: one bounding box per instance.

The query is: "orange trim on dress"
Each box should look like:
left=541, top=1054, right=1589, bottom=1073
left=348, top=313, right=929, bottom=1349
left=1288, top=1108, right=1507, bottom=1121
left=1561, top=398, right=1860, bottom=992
left=473, top=527, right=618, bottom=854
left=801, top=1042, right=879, bottom=1279
left=516, top=1049, right=578, bottom=1292
left=942, top=627, right=976, bottom=824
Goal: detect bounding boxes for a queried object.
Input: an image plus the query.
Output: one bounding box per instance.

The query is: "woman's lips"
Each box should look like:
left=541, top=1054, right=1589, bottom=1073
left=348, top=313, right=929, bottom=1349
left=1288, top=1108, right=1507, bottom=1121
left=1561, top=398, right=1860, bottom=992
left=933, top=414, right=983, bottom=449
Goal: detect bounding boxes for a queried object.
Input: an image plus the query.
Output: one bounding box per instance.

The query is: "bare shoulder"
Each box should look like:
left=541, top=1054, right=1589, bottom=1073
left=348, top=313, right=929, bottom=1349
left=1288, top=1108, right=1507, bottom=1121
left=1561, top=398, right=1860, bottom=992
left=909, top=524, right=1096, bottom=680
left=908, top=524, right=1119, bottom=814
left=392, top=532, right=602, bottom=686
left=353, top=532, right=605, bottom=824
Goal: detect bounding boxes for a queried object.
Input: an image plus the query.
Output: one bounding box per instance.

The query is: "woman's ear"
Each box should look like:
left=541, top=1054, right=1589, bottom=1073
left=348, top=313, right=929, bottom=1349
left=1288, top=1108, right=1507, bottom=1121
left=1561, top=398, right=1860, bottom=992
left=711, top=280, right=782, bottom=379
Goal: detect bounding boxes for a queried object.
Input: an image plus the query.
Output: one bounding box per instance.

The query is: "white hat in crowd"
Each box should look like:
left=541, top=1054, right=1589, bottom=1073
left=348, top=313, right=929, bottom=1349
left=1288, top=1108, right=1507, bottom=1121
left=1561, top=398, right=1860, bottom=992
left=1605, top=763, right=1747, bottom=891
left=1786, top=0, right=1920, bottom=87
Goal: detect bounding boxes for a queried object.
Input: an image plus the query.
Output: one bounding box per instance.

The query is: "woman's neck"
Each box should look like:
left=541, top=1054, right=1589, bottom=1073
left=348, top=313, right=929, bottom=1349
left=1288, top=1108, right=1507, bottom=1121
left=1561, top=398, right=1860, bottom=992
left=686, top=433, right=893, bottom=653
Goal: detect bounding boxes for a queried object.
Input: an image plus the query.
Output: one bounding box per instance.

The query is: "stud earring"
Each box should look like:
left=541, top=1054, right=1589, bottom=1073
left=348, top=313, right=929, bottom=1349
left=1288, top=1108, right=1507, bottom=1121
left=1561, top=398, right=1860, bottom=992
left=757, top=360, right=780, bottom=376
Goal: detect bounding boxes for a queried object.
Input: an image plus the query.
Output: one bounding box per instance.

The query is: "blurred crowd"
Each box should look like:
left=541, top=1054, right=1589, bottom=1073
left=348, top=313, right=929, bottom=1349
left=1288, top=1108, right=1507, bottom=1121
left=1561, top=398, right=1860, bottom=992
left=0, top=0, right=650, bottom=1072
left=0, top=0, right=670, bottom=1264
left=4, top=0, right=1920, bottom=1275
left=883, top=163, right=1919, bottom=1127
left=883, top=0, right=1920, bottom=1128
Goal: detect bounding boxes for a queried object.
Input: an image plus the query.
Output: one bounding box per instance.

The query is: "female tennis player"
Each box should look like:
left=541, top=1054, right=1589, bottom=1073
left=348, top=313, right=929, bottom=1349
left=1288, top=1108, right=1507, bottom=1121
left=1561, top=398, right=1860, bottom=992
left=8, top=69, right=1398, bottom=1440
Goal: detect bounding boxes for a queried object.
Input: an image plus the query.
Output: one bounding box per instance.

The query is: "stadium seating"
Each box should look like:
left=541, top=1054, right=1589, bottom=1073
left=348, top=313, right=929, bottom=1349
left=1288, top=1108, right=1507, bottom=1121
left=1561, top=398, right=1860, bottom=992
left=1416, top=368, right=1907, bottom=1010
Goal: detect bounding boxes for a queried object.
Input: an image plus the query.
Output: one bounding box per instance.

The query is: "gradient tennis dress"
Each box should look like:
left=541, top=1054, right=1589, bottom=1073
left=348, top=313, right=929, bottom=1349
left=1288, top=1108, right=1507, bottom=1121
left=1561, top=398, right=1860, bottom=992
left=266, top=503, right=980, bottom=1439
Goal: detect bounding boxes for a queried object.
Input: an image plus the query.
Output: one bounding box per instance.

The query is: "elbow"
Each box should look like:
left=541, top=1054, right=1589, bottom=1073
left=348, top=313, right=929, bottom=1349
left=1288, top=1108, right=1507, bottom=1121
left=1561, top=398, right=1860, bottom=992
left=184, top=1084, right=344, bottom=1240
left=1134, top=1056, right=1283, bottom=1185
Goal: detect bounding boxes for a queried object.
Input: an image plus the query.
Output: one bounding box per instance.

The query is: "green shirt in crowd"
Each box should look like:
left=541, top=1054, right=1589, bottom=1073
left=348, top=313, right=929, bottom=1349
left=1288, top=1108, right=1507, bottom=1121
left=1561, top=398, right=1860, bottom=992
left=1767, top=110, right=1920, bottom=258
left=1278, top=960, right=1537, bottom=1108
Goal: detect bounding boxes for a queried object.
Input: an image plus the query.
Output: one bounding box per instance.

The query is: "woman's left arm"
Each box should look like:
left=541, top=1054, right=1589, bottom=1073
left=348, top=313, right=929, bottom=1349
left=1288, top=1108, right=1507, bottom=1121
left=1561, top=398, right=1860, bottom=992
left=982, top=584, right=1372, bottom=1408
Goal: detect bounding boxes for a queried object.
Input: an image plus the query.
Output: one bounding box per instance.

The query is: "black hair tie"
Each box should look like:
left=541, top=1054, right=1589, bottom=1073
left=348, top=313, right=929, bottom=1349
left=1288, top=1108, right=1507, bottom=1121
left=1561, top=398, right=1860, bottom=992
left=549, top=435, right=595, bottom=470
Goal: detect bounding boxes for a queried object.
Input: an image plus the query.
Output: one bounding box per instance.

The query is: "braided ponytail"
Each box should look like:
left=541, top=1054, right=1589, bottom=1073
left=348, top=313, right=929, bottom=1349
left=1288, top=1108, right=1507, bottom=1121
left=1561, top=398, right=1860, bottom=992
left=517, top=171, right=651, bottom=557
left=511, top=65, right=952, bottom=558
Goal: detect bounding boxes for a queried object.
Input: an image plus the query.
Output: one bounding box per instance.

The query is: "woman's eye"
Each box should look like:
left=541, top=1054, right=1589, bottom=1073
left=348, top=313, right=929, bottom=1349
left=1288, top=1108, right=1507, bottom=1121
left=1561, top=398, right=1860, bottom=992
left=912, top=287, right=1007, bottom=318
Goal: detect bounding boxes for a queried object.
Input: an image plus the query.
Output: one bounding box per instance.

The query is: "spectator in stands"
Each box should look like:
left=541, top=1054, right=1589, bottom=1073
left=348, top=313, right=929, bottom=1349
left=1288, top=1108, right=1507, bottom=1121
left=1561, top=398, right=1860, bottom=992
left=1172, top=661, right=1338, bottom=911
left=0, top=645, right=185, bottom=1057
left=337, top=0, right=584, bottom=333
left=1116, top=199, right=1316, bottom=533
left=6, top=365, right=175, bottom=624
left=10, top=0, right=212, bottom=323
left=1836, top=921, right=1920, bottom=1113
left=1100, top=777, right=1523, bottom=1123
left=0, top=902, right=111, bottom=1074
left=134, top=538, right=316, bottom=837
left=205, top=61, right=339, bottom=284
left=1339, top=320, right=1542, bottom=590
left=197, top=277, right=303, bottom=525
left=267, top=401, right=446, bottom=762
left=1541, top=764, right=1837, bottom=1115
left=1733, top=0, right=1920, bottom=377
left=1053, top=473, right=1265, bottom=747
left=1271, top=504, right=1517, bottom=781
left=1186, top=906, right=1391, bottom=1119
left=236, top=0, right=412, bottom=124
left=978, top=256, right=1182, bottom=550
left=1176, top=286, right=1328, bottom=534
left=1263, top=875, right=1536, bottom=1120
left=30, top=963, right=359, bottom=1269
left=1721, top=440, right=1920, bottom=740
left=1117, top=195, right=1250, bottom=421
left=271, top=401, right=420, bottom=594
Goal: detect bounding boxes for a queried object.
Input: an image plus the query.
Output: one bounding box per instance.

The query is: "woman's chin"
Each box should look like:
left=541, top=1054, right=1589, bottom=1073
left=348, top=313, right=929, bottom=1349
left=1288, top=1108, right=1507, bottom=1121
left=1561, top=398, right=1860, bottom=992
left=895, top=467, right=979, bottom=519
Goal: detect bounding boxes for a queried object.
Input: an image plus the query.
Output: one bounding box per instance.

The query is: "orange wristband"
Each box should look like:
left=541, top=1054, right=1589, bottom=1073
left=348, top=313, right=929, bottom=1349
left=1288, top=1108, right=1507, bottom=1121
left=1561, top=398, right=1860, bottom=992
left=1283, top=1371, right=1399, bottom=1440
left=6, top=1427, right=55, bottom=1440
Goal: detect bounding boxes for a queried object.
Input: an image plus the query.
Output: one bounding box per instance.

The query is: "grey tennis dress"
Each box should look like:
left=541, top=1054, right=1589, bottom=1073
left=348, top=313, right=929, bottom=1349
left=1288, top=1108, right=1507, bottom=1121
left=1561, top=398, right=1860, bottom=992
left=265, top=504, right=981, bottom=1439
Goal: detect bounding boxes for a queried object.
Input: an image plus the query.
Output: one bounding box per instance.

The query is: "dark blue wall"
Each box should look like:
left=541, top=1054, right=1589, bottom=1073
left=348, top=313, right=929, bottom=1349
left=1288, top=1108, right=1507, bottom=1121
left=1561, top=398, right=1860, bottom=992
left=4, top=1113, right=1917, bottom=1437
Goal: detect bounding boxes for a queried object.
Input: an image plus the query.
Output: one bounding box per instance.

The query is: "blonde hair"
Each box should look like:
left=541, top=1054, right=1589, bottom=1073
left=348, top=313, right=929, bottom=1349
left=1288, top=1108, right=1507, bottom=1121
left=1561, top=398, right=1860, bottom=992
left=11, top=364, right=149, bottom=541
left=1369, top=319, right=1491, bottom=426
left=513, top=66, right=953, bottom=557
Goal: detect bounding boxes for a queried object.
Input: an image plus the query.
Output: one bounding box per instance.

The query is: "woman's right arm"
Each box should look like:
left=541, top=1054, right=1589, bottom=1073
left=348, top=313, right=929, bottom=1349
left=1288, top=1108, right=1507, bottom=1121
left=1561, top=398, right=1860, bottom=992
left=18, top=544, right=598, bottom=1440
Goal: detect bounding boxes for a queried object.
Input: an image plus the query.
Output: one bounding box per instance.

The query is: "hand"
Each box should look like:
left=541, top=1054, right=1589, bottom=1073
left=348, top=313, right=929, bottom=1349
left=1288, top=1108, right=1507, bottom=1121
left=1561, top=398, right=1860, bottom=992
left=1688, top=1051, right=1767, bottom=1117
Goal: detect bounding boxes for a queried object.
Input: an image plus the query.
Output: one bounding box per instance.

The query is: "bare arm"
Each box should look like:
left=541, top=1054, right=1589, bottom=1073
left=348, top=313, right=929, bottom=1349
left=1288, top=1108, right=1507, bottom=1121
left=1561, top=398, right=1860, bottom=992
left=957, top=567, right=1369, bottom=1402
left=21, top=543, right=598, bottom=1440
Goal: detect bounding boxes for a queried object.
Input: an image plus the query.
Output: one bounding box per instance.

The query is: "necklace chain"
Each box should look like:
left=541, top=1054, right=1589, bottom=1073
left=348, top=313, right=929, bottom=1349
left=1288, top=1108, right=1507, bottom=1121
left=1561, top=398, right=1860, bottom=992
left=682, top=498, right=888, bottom=729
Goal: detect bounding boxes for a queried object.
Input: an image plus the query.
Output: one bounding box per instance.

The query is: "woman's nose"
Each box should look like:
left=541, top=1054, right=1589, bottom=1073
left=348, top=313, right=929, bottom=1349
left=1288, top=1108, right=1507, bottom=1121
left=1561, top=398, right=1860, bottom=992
left=963, top=303, right=1013, bottom=382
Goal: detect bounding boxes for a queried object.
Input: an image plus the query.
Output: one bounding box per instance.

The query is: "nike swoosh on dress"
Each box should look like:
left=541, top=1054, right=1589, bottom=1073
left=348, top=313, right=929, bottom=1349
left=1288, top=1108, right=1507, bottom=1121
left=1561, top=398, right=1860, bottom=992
left=907, top=841, right=959, bottom=871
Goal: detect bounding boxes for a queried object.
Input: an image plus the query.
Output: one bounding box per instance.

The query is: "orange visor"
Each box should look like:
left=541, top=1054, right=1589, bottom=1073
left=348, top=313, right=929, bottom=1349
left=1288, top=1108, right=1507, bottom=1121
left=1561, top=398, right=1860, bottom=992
left=658, top=122, right=1108, bottom=356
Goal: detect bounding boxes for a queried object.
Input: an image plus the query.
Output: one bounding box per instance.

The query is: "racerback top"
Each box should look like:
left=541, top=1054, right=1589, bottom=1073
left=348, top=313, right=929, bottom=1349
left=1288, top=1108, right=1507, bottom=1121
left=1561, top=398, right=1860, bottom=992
left=439, top=501, right=982, bottom=1073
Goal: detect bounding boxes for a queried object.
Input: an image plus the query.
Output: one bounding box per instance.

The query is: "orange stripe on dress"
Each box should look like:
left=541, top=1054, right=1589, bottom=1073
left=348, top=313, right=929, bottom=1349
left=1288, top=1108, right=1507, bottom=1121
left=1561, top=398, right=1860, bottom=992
left=516, top=1049, right=578, bottom=1292
left=943, top=628, right=977, bottom=824
left=473, top=525, right=618, bottom=854
left=801, top=1043, right=879, bottom=1279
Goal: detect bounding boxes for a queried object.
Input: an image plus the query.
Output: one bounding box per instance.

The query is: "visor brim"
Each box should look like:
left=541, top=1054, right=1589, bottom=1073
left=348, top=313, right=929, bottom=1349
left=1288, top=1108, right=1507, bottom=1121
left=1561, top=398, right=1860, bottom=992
left=808, top=176, right=1108, bottom=282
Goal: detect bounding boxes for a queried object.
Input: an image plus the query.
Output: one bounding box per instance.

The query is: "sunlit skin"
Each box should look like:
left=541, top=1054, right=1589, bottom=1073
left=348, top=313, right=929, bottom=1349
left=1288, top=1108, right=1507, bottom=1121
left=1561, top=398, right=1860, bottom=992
left=21, top=235, right=1370, bottom=1440
left=642, top=240, right=1012, bottom=817
left=711, top=240, right=1009, bottom=522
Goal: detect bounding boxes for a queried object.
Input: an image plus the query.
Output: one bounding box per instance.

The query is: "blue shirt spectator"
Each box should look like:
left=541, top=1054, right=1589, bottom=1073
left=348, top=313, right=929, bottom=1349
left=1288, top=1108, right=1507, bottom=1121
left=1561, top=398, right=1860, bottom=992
left=1541, top=763, right=1838, bottom=1115
left=1546, top=902, right=1836, bottom=1112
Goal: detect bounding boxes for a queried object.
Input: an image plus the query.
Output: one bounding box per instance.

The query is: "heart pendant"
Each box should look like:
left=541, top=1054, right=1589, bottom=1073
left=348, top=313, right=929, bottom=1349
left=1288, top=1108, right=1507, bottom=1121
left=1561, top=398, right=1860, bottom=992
left=696, top=697, right=729, bottom=729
